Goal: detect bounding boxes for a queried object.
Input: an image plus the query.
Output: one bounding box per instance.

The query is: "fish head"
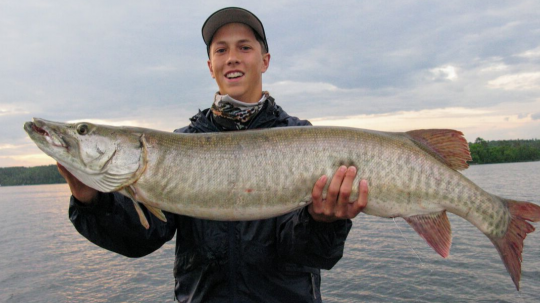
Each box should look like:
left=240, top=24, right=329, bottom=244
left=24, top=118, right=147, bottom=192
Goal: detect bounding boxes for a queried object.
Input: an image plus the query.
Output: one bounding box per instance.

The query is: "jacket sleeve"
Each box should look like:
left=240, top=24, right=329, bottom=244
left=69, top=192, right=176, bottom=258
left=276, top=207, right=352, bottom=270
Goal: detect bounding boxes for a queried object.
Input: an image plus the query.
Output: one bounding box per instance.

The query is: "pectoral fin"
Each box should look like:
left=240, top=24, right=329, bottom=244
left=404, top=211, right=452, bottom=258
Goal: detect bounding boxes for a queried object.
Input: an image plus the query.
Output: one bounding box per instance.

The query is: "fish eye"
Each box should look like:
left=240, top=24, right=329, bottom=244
left=77, top=124, right=89, bottom=135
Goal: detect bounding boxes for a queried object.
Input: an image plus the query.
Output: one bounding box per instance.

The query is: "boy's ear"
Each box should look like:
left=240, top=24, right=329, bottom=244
left=261, top=53, right=271, bottom=73
left=207, top=59, right=215, bottom=79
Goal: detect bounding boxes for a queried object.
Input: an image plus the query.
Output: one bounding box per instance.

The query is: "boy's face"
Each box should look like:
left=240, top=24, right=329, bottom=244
left=207, top=23, right=270, bottom=103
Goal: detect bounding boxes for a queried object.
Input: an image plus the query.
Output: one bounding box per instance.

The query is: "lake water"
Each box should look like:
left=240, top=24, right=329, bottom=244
left=1, top=162, right=539, bottom=302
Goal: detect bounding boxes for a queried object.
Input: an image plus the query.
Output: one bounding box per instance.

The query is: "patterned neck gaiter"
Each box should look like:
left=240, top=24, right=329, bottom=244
left=211, top=92, right=269, bottom=130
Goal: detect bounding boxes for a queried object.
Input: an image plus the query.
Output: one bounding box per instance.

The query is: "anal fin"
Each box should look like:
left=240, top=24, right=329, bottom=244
left=404, top=211, right=452, bottom=258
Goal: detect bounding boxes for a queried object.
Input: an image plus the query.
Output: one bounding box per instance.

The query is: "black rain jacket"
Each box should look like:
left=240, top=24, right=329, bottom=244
left=69, top=97, right=353, bottom=303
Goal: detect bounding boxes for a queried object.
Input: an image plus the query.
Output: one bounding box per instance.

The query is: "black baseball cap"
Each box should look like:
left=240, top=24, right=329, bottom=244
left=202, top=7, right=269, bottom=55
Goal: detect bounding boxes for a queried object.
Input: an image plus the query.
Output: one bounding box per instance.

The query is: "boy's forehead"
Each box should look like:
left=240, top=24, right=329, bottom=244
left=211, top=23, right=257, bottom=45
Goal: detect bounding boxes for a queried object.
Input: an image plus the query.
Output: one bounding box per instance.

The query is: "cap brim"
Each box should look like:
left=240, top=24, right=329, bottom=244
left=202, top=7, right=268, bottom=53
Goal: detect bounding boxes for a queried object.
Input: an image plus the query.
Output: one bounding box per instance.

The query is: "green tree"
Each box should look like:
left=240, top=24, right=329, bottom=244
left=468, top=138, right=540, bottom=164
left=0, top=165, right=66, bottom=186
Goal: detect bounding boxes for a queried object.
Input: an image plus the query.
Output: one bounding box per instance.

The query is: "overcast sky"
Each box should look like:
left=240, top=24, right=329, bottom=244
left=2, top=0, right=540, bottom=167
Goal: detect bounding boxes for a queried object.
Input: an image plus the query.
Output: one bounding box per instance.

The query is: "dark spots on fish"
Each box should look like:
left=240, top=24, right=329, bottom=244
left=475, top=205, right=484, bottom=216
left=260, top=135, right=272, bottom=143
left=495, top=220, right=503, bottom=231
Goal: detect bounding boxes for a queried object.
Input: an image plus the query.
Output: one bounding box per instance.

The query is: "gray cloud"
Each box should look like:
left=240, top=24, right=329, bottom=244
left=2, top=0, right=540, bottom=166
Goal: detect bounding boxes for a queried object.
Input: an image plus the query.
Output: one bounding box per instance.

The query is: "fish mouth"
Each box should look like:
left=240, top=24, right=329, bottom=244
left=24, top=118, right=67, bottom=149
left=31, top=122, right=49, bottom=137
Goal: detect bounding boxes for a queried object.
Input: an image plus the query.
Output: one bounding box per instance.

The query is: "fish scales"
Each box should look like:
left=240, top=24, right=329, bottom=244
left=24, top=118, right=540, bottom=290
left=139, top=127, right=359, bottom=220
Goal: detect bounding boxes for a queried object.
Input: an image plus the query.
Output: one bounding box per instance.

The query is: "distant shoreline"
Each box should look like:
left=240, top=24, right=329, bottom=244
left=0, top=165, right=66, bottom=187
left=0, top=181, right=67, bottom=188
left=467, top=138, right=540, bottom=164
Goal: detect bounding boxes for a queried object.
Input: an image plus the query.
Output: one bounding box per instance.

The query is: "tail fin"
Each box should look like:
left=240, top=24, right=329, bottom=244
left=489, top=199, right=540, bottom=290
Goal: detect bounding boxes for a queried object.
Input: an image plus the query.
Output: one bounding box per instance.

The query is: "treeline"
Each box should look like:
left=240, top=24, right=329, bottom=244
left=0, top=165, right=66, bottom=186
left=469, top=138, right=540, bottom=164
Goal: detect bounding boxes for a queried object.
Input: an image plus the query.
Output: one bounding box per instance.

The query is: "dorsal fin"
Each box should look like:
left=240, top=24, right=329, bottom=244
left=406, top=129, right=472, bottom=171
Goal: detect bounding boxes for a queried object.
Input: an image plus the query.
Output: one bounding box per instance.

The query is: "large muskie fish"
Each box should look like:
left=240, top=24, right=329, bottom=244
left=24, top=118, right=539, bottom=290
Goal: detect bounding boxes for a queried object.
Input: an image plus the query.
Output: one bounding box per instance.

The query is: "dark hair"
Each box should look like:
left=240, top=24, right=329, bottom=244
left=253, top=30, right=268, bottom=54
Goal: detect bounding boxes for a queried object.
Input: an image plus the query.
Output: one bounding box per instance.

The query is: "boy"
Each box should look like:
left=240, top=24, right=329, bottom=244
left=60, top=7, right=368, bottom=302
